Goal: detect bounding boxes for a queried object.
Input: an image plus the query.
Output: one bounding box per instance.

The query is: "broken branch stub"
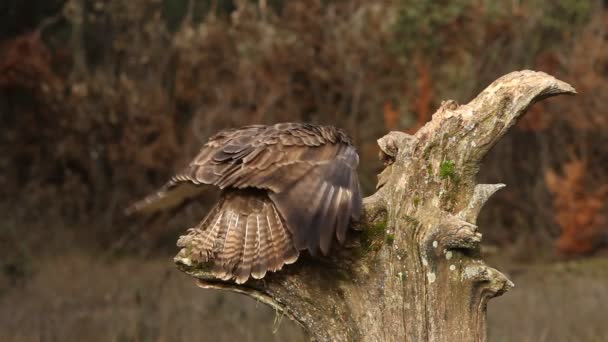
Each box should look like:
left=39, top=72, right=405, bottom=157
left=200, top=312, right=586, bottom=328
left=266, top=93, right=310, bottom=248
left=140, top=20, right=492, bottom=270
left=175, top=70, right=575, bottom=341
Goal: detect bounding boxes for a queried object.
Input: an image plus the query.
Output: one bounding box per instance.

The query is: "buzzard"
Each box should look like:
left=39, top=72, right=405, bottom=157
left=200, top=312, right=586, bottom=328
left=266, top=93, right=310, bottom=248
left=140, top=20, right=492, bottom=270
left=128, top=123, right=362, bottom=283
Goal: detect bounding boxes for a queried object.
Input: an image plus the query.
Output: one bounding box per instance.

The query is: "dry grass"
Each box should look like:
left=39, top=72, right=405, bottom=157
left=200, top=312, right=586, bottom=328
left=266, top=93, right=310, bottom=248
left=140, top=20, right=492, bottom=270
left=0, top=251, right=307, bottom=342
left=2, top=248, right=608, bottom=341
left=488, top=257, right=608, bottom=342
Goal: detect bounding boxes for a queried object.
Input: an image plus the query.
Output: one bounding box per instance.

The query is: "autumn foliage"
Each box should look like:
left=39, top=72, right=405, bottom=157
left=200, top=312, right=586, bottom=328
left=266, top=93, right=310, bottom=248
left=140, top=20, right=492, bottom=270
left=545, top=159, right=608, bottom=255
left=1, top=0, right=607, bottom=256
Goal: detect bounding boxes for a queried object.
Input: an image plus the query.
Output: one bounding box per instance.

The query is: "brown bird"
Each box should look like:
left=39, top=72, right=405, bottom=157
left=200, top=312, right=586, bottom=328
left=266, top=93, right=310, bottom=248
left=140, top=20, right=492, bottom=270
left=127, top=122, right=362, bottom=283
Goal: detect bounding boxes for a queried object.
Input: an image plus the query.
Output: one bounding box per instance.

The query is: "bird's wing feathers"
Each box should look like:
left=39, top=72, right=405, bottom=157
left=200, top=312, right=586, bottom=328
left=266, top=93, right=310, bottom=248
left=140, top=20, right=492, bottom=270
left=172, top=123, right=346, bottom=192
left=269, top=144, right=361, bottom=255
left=129, top=123, right=361, bottom=273
left=124, top=123, right=323, bottom=214
left=124, top=181, right=204, bottom=215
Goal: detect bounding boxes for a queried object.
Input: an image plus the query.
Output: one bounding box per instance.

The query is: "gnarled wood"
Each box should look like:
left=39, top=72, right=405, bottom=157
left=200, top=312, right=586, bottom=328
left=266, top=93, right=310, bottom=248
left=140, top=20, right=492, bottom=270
left=175, top=70, right=575, bottom=341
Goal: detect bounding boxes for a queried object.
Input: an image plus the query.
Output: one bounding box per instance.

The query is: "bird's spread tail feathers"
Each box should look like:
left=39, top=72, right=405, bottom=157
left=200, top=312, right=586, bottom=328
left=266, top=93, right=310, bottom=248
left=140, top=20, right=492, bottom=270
left=177, top=189, right=299, bottom=284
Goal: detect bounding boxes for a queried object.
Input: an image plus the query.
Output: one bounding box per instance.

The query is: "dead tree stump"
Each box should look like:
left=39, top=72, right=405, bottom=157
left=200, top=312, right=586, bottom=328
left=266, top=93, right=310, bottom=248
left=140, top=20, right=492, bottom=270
left=175, top=71, right=575, bottom=341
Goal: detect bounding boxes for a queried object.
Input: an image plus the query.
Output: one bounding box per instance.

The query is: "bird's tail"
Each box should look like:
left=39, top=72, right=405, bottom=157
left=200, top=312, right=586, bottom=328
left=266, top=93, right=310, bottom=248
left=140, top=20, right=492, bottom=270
left=177, top=189, right=299, bottom=284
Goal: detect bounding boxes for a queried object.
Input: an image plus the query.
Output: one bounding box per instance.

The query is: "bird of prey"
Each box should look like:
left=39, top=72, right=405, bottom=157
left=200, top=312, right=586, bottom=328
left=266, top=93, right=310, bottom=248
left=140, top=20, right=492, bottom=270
left=127, top=122, right=362, bottom=283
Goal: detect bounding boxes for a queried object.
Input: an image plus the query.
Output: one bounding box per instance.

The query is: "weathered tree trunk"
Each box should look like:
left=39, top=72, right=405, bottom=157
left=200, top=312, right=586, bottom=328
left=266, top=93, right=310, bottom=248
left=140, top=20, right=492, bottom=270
left=175, top=71, right=575, bottom=341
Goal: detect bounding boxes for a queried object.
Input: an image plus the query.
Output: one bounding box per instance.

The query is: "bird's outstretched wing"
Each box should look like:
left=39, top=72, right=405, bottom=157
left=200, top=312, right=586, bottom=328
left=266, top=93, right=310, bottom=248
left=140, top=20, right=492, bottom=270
left=171, top=123, right=351, bottom=192
left=128, top=122, right=361, bottom=263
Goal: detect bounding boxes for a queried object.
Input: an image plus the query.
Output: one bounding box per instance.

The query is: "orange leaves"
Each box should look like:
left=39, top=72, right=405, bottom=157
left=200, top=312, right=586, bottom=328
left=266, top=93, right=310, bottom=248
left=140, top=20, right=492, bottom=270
left=406, top=52, right=434, bottom=134
left=383, top=52, right=435, bottom=134
left=0, top=31, right=59, bottom=92
left=545, top=159, right=608, bottom=255
left=412, top=52, right=433, bottom=132
left=517, top=104, right=550, bottom=132
left=383, top=101, right=399, bottom=131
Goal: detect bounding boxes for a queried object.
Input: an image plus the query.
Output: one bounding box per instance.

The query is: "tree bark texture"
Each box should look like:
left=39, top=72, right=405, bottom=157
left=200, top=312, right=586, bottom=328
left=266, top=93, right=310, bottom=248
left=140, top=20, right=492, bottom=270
left=175, top=71, right=576, bottom=342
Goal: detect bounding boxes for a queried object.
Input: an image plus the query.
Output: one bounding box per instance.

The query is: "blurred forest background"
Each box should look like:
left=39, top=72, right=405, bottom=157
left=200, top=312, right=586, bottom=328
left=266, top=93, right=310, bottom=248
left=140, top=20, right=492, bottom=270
left=1, top=0, right=607, bottom=341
